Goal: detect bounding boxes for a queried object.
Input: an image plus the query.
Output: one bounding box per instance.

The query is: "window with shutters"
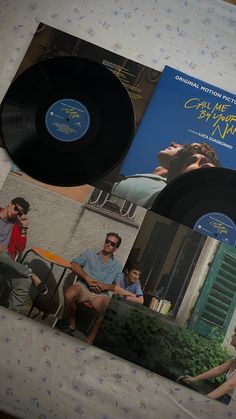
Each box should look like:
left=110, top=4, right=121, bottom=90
left=200, top=253, right=236, bottom=327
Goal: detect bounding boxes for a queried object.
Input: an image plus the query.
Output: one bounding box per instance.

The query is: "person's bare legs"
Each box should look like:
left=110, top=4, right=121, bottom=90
left=30, top=274, right=39, bottom=286
left=64, top=284, right=87, bottom=330
left=86, top=295, right=110, bottom=345
left=29, top=273, right=48, bottom=295
left=30, top=273, right=42, bottom=286
left=62, top=286, right=110, bottom=340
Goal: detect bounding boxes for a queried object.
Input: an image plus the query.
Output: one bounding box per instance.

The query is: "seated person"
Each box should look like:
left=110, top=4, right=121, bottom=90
left=0, top=196, right=30, bottom=259
left=0, top=197, right=47, bottom=311
left=113, top=261, right=144, bottom=304
left=0, top=251, right=48, bottom=311
left=57, top=232, right=123, bottom=343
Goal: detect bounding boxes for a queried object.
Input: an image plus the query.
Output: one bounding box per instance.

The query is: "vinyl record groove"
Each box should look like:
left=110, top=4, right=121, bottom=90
left=0, top=56, right=135, bottom=186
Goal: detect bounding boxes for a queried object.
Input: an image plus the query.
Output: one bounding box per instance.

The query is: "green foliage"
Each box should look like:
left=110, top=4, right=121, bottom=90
left=100, top=305, right=231, bottom=384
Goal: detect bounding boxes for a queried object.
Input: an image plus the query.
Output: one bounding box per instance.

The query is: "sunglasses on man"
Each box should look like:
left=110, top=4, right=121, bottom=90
left=13, top=204, right=24, bottom=217
left=105, top=238, right=117, bottom=248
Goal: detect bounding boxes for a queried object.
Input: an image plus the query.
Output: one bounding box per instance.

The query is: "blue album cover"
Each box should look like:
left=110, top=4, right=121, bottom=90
left=111, top=66, right=236, bottom=210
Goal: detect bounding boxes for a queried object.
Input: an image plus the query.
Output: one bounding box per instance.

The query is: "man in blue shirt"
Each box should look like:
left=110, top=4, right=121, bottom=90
left=115, top=261, right=144, bottom=304
left=58, top=232, right=123, bottom=341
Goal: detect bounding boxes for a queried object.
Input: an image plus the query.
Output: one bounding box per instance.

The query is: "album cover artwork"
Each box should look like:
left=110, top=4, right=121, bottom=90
left=0, top=22, right=161, bottom=190
left=110, top=66, right=236, bottom=210
left=1, top=21, right=235, bottom=408
left=0, top=167, right=235, bottom=407
left=93, top=209, right=236, bottom=405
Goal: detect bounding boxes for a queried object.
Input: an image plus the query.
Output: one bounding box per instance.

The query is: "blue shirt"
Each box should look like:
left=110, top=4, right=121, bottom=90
left=0, top=218, right=13, bottom=248
left=72, top=248, right=123, bottom=293
left=117, top=272, right=143, bottom=297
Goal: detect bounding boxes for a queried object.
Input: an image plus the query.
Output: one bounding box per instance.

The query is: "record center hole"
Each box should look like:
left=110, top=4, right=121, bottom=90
left=66, top=118, right=70, bottom=121
left=214, top=233, right=218, bottom=237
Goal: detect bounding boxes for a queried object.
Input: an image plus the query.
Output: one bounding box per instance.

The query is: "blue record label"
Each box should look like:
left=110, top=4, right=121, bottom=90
left=45, top=98, right=90, bottom=142
left=194, top=212, right=236, bottom=246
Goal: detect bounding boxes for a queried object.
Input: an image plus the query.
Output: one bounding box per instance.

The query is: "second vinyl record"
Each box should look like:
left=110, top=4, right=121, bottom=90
left=0, top=56, right=135, bottom=186
left=151, top=167, right=236, bottom=246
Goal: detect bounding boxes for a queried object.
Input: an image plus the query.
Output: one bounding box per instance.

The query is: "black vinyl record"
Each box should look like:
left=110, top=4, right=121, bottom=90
left=0, top=56, right=135, bottom=186
left=151, top=167, right=236, bottom=245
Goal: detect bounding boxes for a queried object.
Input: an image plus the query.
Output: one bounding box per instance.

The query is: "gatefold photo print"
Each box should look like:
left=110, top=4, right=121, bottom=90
left=0, top=167, right=146, bottom=345
left=93, top=210, right=236, bottom=405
